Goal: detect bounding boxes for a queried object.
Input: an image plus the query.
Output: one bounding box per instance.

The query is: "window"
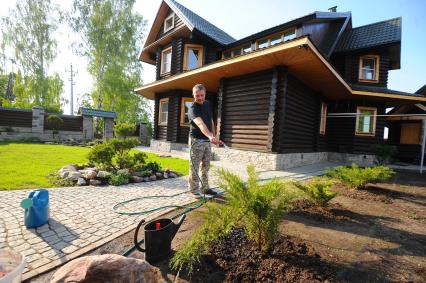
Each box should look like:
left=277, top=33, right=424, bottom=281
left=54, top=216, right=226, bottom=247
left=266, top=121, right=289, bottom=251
left=270, top=35, right=282, bottom=46
left=319, top=103, right=327, bottom=134
left=233, top=48, right=241, bottom=56
left=283, top=30, right=296, bottom=41
left=242, top=44, right=252, bottom=54
left=158, top=98, right=169, bottom=125
left=223, top=51, right=232, bottom=59
left=164, top=13, right=175, bottom=33
left=355, top=107, right=377, bottom=136
left=161, top=47, right=172, bottom=74
left=257, top=38, right=268, bottom=49
left=180, top=97, right=193, bottom=126
left=359, top=55, right=380, bottom=82
left=183, top=44, right=203, bottom=71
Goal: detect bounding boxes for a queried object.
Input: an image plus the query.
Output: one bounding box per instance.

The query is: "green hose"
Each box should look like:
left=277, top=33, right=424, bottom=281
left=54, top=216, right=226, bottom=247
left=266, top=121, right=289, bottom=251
left=114, top=139, right=220, bottom=256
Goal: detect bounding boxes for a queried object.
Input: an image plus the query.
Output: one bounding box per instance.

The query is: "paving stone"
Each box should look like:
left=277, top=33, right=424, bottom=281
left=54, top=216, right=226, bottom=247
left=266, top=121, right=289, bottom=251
left=32, top=242, right=50, bottom=250
left=41, top=230, right=56, bottom=237
left=53, top=226, right=67, bottom=233
left=8, top=228, right=22, bottom=236
left=53, top=241, right=68, bottom=251
left=9, top=239, right=25, bottom=247
left=29, top=257, right=51, bottom=269
left=44, top=234, right=61, bottom=244
left=21, top=248, right=37, bottom=257
left=26, top=253, right=42, bottom=263
left=14, top=243, right=31, bottom=252
left=27, top=237, right=43, bottom=244
left=61, top=245, right=78, bottom=254
left=36, top=224, right=50, bottom=233
left=58, top=231, right=72, bottom=238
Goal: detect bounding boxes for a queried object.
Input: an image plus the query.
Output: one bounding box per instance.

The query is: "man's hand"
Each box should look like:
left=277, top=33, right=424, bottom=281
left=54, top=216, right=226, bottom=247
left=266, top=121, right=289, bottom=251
left=209, top=136, right=224, bottom=146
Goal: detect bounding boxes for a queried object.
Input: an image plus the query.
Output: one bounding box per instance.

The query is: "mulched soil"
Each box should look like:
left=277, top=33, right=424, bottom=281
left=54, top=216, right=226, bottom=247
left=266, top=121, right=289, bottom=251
left=185, top=228, right=335, bottom=283
left=331, top=183, right=394, bottom=203
left=288, top=198, right=353, bottom=222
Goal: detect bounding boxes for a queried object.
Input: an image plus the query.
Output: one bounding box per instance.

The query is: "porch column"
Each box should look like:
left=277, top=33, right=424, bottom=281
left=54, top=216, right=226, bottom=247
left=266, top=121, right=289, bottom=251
left=31, top=106, right=44, bottom=134
left=104, top=118, right=114, bottom=140
left=267, top=67, right=280, bottom=152
left=82, top=116, right=94, bottom=140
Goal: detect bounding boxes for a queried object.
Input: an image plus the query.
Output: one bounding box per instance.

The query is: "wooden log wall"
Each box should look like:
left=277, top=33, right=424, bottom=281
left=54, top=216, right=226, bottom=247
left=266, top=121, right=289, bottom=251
left=155, top=8, right=185, bottom=40
left=0, top=107, right=32, bottom=128
left=220, top=70, right=273, bottom=151
left=44, top=114, right=83, bottom=132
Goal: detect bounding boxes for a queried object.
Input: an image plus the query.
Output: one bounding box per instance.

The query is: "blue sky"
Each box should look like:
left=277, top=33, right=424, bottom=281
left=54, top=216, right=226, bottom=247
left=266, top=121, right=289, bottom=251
left=1, top=0, right=425, bottom=114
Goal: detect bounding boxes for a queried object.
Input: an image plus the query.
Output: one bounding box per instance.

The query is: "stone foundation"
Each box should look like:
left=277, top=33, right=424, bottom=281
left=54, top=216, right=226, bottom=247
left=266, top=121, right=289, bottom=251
left=149, top=139, right=377, bottom=170
left=0, top=126, right=84, bottom=142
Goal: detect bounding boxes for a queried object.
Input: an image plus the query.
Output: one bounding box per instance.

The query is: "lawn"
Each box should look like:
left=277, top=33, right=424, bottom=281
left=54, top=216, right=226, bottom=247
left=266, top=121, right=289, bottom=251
left=0, top=142, right=189, bottom=190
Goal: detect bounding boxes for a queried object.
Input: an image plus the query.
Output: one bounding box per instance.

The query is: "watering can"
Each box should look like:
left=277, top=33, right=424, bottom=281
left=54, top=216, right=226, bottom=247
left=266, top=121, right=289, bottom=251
left=20, top=189, right=50, bottom=229
left=134, top=215, right=186, bottom=263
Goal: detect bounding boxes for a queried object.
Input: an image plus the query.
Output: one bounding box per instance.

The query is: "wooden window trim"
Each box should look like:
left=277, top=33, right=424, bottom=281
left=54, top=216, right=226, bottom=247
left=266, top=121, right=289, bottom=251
left=158, top=98, right=169, bottom=126
left=180, top=97, right=193, bottom=127
left=160, top=47, right=172, bottom=75
left=183, top=44, right=204, bottom=71
left=163, top=13, right=175, bottom=33
left=355, top=106, right=377, bottom=136
left=358, top=55, right=380, bottom=83
left=319, top=103, right=327, bottom=135
left=255, top=28, right=296, bottom=50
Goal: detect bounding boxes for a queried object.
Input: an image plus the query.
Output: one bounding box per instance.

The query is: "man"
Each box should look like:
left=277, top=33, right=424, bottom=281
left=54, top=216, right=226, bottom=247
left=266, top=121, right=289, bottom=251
left=188, top=84, right=223, bottom=197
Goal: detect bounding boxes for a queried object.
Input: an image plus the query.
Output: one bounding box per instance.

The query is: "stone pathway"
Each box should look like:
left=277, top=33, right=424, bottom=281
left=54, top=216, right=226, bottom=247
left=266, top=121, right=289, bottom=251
left=0, top=177, right=196, bottom=281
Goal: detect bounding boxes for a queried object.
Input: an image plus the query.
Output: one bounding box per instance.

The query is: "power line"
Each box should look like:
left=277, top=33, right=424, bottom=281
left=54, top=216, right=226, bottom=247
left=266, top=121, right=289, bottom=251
left=65, top=63, right=77, bottom=115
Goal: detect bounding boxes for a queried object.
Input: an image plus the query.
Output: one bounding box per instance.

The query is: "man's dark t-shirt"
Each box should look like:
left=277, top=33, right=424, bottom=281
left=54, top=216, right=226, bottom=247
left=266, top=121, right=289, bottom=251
left=188, top=100, right=213, bottom=140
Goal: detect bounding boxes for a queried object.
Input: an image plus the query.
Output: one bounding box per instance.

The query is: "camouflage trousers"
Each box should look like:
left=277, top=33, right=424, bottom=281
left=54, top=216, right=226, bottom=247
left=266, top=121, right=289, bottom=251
left=188, top=140, right=212, bottom=193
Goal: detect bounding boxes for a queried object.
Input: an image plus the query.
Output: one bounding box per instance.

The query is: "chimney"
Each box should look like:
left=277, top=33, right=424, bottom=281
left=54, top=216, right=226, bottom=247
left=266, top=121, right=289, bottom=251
left=328, top=6, right=337, bottom=12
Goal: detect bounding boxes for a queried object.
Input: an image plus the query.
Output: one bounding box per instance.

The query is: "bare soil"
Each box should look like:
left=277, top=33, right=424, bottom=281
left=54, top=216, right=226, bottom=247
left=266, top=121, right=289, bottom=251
left=30, top=170, right=426, bottom=283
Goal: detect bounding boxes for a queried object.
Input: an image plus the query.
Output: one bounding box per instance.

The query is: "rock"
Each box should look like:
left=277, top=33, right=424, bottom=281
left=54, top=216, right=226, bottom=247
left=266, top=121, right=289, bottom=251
left=59, top=165, right=78, bottom=178
left=168, top=172, right=178, bottom=178
left=155, top=172, right=163, bottom=179
left=89, top=179, right=102, bottom=186
left=51, top=254, right=166, bottom=283
left=83, top=170, right=97, bottom=180
left=132, top=171, right=143, bottom=177
left=149, top=175, right=157, bottom=181
left=117, top=169, right=129, bottom=175
left=59, top=171, right=71, bottom=179
left=77, top=178, right=86, bottom=186
left=163, top=172, right=169, bottom=179
left=66, top=171, right=83, bottom=181
left=97, top=171, right=110, bottom=179
left=143, top=177, right=151, bottom=182
left=130, top=176, right=143, bottom=183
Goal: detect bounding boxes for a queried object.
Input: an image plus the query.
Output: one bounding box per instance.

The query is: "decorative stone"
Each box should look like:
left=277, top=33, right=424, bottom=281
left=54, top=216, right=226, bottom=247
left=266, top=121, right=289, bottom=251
left=155, top=172, right=163, bottom=179
left=132, top=171, right=143, bottom=177
left=50, top=254, right=166, bottom=283
left=143, top=177, right=150, bottom=182
left=149, top=175, right=157, bottom=181
left=130, top=176, right=143, bottom=183
left=168, top=172, right=178, bottom=178
left=59, top=165, right=77, bottom=173
left=77, top=178, right=86, bottom=186
left=97, top=171, right=109, bottom=179
left=163, top=172, right=169, bottom=179
left=66, top=172, right=83, bottom=181
left=89, top=179, right=102, bottom=186
left=83, top=170, right=97, bottom=180
left=117, top=169, right=129, bottom=175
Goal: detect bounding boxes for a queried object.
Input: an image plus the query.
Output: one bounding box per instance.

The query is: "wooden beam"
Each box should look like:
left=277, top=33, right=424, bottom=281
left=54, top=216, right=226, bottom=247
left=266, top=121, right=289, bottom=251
left=267, top=67, right=279, bottom=151
left=216, top=78, right=224, bottom=141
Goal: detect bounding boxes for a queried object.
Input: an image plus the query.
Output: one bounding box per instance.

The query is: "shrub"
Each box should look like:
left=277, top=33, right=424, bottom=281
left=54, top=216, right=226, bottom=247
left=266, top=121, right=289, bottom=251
left=170, top=166, right=297, bottom=275
left=132, top=152, right=147, bottom=169
left=48, top=172, right=75, bottom=187
left=372, top=144, right=397, bottom=165
left=326, top=163, right=395, bottom=189
left=114, top=123, right=136, bottom=138
left=294, top=177, right=337, bottom=206
left=87, top=142, right=114, bottom=169
left=144, top=161, right=161, bottom=172
left=108, top=171, right=130, bottom=186
left=46, top=114, right=63, bottom=139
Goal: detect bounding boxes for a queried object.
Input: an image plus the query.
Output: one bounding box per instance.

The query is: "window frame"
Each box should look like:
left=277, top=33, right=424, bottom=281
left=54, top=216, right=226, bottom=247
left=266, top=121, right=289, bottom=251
left=358, top=55, right=380, bottom=83
left=158, top=98, right=169, bottom=126
left=163, top=13, right=175, bottom=33
left=255, top=28, right=296, bottom=49
left=160, top=47, right=172, bottom=75
left=183, top=44, right=204, bottom=71
left=319, top=103, right=327, bottom=135
left=180, top=97, right=193, bottom=127
left=355, top=106, right=377, bottom=136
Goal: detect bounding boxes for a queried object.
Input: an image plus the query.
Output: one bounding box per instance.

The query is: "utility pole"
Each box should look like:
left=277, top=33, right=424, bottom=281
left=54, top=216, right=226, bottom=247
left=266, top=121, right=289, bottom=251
left=65, top=63, right=77, bottom=115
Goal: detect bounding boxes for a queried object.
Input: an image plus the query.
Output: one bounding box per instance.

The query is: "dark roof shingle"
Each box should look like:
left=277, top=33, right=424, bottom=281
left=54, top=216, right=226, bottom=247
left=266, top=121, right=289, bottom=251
left=335, top=17, right=401, bottom=52
left=169, top=0, right=235, bottom=45
left=78, top=107, right=117, bottom=118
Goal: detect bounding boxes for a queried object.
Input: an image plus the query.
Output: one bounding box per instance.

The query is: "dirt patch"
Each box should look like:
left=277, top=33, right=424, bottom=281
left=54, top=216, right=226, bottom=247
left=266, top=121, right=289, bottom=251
left=331, top=184, right=394, bottom=203
left=289, top=198, right=353, bottom=222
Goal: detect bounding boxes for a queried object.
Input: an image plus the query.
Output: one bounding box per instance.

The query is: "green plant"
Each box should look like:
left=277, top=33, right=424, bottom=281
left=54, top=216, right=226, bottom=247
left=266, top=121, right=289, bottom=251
left=87, top=142, right=114, bottom=169
left=108, top=171, right=130, bottom=186
left=46, top=114, right=63, bottom=139
left=170, top=166, right=297, bottom=275
left=132, top=152, right=147, bottom=169
left=326, top=163, right=395, bottom=189
left=372, top=144, right=397, bottom=165
left=48, top=172, right=75, bottom=187
left=114, top=123, right=136, bottom=138
left=294, top=177, right=337, bottom=206
left=144, top=161, right=161, bottom=172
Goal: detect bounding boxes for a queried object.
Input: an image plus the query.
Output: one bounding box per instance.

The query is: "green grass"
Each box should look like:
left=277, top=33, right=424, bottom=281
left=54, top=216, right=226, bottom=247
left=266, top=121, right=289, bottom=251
left=0, top=142, right=189, bottom=190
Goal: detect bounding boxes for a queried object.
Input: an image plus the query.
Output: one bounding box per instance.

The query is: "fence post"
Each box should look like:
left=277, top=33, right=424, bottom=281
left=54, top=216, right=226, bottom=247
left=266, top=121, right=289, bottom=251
left=82, top=116, right=94, bottom=140
left=104, top=118, right=114, bottom=140
left=139, top=122, right=148, bottom=145
left=31, top=106, right=44, bottom=134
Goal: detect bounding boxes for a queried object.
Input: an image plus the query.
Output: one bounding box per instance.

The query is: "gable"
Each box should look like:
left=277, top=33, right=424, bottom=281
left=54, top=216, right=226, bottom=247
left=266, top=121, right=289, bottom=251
left=155, top=8, right=186, bottom=41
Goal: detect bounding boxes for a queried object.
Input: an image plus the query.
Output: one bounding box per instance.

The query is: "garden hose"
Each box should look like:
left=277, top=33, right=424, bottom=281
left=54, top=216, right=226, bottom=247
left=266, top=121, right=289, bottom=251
left=113, top=139, right=223, bottom=257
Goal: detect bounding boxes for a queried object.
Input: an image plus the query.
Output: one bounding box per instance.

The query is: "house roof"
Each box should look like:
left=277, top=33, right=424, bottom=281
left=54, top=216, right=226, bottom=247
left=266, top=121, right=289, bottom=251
left=335, top=17, right=401, bottom=52
left=168, top=0, right=235, bottom=45
left=78, top=107, right=117, bottom=118
left=351, top=84, right=425, bottom=99
left=416, top=84, right=426, bottom=96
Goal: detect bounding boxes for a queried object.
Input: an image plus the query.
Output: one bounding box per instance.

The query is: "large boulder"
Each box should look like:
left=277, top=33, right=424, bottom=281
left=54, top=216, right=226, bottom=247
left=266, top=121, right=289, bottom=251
left=66, top=171, right=83, bottom=181
left=97, top=171, right=110, bottom=179
left=130, top=176, right=143, bottom=183
left=51, top=254, right=166, bottom=283
left=89, top=179, right=102, bottom=186
left=59, top=165, right=78, bottom=178
left=83, top=170, right=97, bottom=180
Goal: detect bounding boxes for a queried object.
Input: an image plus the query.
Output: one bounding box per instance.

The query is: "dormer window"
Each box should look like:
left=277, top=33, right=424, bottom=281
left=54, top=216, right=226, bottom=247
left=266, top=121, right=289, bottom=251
left=164, top=13, right=175, bottom=33
left=161, top=47, right=172, bottom=74
left=359, top=55, right=380, bottom=83
left=183, top=44, right=203, bottom=71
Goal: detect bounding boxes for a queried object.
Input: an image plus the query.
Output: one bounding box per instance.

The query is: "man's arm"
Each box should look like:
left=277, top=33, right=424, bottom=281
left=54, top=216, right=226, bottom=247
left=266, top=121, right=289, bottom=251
left=193, top=117, right=215, bottom=140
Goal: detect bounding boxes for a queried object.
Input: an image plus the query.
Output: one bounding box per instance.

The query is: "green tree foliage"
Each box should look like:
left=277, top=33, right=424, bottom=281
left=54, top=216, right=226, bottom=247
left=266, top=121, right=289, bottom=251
left=1, top=0, right=63, bottom=110
left=170, top=166, right=298, bottom=274
left=294, top=177, right=337, bottom=206
left=326, top=164, right=395, bottom=189
left=114, top=123, right=136, bottom=138
left=69, top=0, right=150, bottom=123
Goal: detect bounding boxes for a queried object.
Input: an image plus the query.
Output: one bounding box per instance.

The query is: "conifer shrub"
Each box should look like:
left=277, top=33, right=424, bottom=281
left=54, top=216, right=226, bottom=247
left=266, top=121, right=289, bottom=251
left=294, top=177, right=336, bottom=206
left=326, top=163, right=395, bottom=189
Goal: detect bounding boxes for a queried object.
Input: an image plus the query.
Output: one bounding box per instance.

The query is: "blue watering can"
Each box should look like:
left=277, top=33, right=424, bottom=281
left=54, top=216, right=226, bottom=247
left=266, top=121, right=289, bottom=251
left=20, top=189, right=50, bottom=229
